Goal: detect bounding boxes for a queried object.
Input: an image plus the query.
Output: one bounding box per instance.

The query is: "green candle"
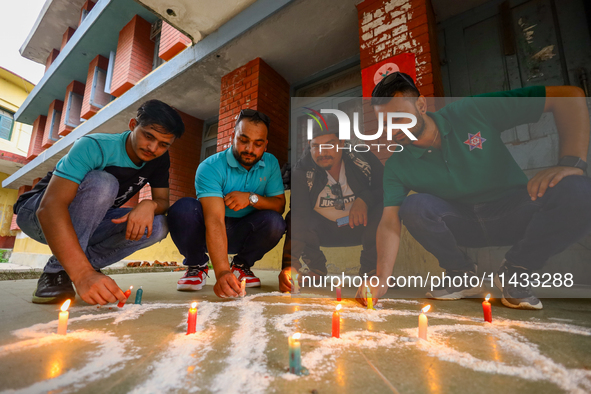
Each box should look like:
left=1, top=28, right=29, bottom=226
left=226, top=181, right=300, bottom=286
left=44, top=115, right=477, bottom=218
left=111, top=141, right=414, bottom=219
left=134, top=286, right=143, bottom=304
left=288, top=333, right=302, bottom=375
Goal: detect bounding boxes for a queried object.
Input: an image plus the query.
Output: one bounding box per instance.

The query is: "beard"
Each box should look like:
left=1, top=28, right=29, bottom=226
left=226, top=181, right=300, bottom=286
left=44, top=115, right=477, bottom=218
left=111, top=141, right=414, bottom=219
left=394, top=109, right=426, bottom=146
left=232, top=146, right=262, bottom=167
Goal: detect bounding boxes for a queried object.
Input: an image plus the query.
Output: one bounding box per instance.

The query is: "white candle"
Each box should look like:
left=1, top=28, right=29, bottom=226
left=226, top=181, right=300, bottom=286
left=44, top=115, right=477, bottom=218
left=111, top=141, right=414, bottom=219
left=418, top=305, right=430, bottom=340
left=241, top=279, right=246, bottom=297
left=57, top=299, right=71, bottom=335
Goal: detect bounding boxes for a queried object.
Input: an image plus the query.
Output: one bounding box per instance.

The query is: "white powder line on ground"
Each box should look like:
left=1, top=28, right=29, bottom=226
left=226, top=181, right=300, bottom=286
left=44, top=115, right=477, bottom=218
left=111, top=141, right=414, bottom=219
left=129, top=302, right=221, bottom=394
left=0, top=330, right=134, bottom=394
left=210, top=299, right=272, bottom=394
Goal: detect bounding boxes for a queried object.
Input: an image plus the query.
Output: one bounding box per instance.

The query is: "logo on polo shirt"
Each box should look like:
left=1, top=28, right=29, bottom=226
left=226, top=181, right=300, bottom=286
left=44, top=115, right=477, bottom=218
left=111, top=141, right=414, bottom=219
left=464, top=132, right=487, bottom=151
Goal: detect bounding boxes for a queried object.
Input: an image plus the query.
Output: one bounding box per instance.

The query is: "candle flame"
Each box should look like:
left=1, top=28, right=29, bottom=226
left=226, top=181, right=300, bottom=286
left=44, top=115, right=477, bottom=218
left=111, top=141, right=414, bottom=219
left=485, top=294, right=491, bottom=302
left=191, top=302, right=197, bottom=309
left=60, top=299, right=71, bottom=312
left=335, top=304, right=342, bottom=311
left=129, top=286, right=133, bottom=290
left=292, top=332, right=301, bottom=340
left=422, top=305, right=431, bottom=314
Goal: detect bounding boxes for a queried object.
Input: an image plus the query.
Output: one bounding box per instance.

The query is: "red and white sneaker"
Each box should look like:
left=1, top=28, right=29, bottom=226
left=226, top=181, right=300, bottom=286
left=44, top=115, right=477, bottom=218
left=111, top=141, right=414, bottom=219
left=177, top=266, right=209, bottom=291
left=231, top=264, right=261, bottom=288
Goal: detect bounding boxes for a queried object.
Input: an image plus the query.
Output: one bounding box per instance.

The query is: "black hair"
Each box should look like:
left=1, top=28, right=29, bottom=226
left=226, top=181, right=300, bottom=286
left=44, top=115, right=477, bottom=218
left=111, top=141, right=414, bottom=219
left=235, top=109, right=271, bottom=131
left=136, top=99, right=185, bottom=138
left=371, top=72, right=420, bottom=106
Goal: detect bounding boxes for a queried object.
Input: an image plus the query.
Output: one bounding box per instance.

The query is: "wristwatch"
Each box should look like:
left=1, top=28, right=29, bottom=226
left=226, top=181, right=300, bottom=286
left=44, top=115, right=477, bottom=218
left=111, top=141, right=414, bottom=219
left=558, top=156, right=587, bottom=173
left=249, top=192, right=259, bottom=206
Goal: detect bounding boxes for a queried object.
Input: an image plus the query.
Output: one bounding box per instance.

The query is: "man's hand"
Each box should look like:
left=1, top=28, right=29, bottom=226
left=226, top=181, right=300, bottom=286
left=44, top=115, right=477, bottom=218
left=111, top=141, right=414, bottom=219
left=111, top=200, right=157, bottom=240
left=349, top=198, right=368, bottom=228
left=527, top=166, right=584, bottom=201
left=355, top=279, right=388, bottom=307
left=278, top=267, right=293, bottom=292
left=73, top=270, right=127, bottom=305
left=224, top=191, right=250, bottom=212
left=213, top=270, right=242, bottom=298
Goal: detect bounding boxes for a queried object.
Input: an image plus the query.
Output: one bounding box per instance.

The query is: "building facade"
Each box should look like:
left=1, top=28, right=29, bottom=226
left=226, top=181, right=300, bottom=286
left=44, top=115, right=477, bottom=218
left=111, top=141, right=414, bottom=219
left=6, top=0, right=591, bottom=278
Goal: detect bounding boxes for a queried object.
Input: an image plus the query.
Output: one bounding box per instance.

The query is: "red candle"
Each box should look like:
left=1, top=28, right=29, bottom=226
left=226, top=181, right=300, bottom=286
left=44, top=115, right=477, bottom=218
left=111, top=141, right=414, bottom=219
left=117, top=286, right=133, bottom=308
left=336, top=286, right=342, bottom=302
left=332, top=304, right=342, bottom=338
left=187, top=302, right=198, bottom=334
left=483, top=294, right=492, bottom=323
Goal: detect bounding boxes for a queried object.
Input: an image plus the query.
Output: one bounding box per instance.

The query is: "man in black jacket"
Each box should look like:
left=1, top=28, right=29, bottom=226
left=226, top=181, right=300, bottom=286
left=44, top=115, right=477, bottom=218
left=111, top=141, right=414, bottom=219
left=279, top=126, right=384, bottom=291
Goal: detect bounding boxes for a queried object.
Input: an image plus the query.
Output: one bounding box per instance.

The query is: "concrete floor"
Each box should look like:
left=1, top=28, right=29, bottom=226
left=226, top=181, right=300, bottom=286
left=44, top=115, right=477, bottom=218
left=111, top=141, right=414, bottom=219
left=1, top=270, right=590, bottom=394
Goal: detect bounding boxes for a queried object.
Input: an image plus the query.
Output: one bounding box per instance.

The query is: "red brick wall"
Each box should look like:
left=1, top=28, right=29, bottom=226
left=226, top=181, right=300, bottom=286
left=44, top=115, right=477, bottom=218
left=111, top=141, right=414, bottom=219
left=158, top=22, right=191, bottom=62
left=81, top=55, right=110, bottom=120
left=58, top=80, right=86, bottom=136
left=27, top=115, right=47, bottom=159
left=0, top=150, right=29, bottom=166
left=42, top=100, right=63, bottom=149
left=45, top=49, right=60, bottom=73
left=60, top=27, right=76, bottom=51
left=357, top=0, right=443, bottom=97
left=218, top=58, right=289, bottom=166
left=79, top=0, right=95, bottom=26
left=111, top=15, right=155, bottom=98
left=10, top=185, right=32, bottom=231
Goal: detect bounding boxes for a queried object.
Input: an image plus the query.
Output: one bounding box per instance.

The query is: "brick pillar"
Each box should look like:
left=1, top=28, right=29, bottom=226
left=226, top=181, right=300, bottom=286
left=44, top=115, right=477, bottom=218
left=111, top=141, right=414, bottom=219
left=81, top=55, right=110, bottom=120
left=60, top=27, right=76, bottom=51
left=79, top=0, right=95, bottom=26
left=158, top=22, right=191, bottom=61
left=45, top=49, right=60, bottom=72
left=357, top=0, right=443, bottom=97
left=110, top=15, right=155, bottom=97
left=27, top=115, right=47, bottom=159
left=218, top=58, right=289, bottom=166
left=42, top=100, right=63, bottom=149
left=168, top=110, right=203, bottom=204
left=10, top=185, right=32, bottom=231
left=58, top=81, right=86, bottom=136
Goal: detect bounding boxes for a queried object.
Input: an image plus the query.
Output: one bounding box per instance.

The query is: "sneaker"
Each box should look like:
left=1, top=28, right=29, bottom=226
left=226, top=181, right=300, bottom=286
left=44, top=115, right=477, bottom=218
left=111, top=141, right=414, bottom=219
left=426, top=269, right=482, bottom=300
left=231, top=264, right=261, bottom=288
left=177, top=266, right=209, bottom=291
left=494, top=261, right=543, bottom=310
left=32, top=271, right=76, bottom=304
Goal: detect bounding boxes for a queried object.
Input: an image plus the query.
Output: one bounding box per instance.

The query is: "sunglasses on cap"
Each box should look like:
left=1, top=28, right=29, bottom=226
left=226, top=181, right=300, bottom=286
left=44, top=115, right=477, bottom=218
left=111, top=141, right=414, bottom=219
left=371, top=71, right=419, bottom=97
left=236, top=109, right=271, bottom=129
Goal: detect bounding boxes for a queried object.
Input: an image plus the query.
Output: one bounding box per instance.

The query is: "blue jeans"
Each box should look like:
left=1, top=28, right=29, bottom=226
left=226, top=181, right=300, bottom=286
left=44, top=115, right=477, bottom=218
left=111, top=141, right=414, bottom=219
left=16, top=171, right=169, bottom=273
left=398, top=175, right=591, bottom=272
left=167, top=197, right=286, bottom=268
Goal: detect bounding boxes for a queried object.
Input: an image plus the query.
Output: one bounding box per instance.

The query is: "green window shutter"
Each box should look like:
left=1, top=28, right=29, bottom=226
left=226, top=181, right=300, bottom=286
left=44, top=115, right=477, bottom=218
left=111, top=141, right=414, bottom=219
left=0, top=115, right=13, bottom=140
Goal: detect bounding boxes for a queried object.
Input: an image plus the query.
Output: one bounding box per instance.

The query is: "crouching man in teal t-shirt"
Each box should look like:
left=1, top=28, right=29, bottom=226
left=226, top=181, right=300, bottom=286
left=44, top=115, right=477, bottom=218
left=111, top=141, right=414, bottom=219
left=14, top=100, right=185, bottom=305
left=167, top=109, right=286, bottom=298
left=361, top=72, right=591, bottom=310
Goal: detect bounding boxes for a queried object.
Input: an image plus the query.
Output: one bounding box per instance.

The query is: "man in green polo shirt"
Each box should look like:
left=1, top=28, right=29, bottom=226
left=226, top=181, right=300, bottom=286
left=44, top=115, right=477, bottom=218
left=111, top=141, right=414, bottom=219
left=363, top=72, right=591, bottom=310
left=167, top=109, right=286, bottom=298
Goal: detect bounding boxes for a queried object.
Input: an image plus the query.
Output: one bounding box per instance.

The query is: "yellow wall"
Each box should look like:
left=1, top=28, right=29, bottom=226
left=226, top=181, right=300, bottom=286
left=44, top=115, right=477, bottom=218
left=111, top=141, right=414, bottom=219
left=0, top=69, right=33, bottom=156
left=0, top=172, right=18, bottom=237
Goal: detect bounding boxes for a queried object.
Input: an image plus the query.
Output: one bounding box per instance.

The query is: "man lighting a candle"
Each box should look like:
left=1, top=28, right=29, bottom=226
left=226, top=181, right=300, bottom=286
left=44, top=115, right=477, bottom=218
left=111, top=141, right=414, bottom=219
left=167, top=109, right=286, bottom=297
left=14, top=100, right=185, bottom=305
left=360, top=72, right=591, bottom=310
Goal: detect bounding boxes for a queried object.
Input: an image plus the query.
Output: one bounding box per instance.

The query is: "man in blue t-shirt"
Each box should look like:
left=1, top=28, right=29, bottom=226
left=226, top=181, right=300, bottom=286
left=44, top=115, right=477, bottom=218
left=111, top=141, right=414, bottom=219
left=168, top=109, right=286, bottom=298
left=15, top=100, right=185, bottom=305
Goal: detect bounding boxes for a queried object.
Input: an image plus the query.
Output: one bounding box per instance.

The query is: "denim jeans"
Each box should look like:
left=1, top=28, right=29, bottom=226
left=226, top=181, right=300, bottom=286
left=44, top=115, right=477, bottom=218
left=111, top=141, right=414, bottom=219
left=16, top=171, right=169, bottom=273
left=398, top=175, right=591, bottom=272
left=167, top=197, right=286, bottom=268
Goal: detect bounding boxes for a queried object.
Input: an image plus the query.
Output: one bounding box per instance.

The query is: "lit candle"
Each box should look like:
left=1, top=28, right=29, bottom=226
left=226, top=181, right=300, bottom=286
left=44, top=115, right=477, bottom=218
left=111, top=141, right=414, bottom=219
left=134, top=286, right=143, bottom=304
left=240, top=279, right=246, bottom=297
left=482, top=293, right=492, bottom=323
left=292, top=273, right=300, bottom=293
left=117, top=286, right=133, bottom=308
left=288, top=332, right=302, bottom=375
left=418, top=305, right=430, bottom=340
left=332, top=304, right=342, bottom=338
left=336, top=286, right=342, bottom=302
left=187, top=302, right=198, bottom=335
left=57, top=299, right=71, bottom=335
left=366, top=288, right=374, bottom=310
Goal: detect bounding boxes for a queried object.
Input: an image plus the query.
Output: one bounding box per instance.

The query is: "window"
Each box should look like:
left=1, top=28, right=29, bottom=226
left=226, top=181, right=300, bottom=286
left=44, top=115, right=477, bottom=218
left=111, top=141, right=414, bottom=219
left=104, top=51, right=116, bottom=95
left=90, top=67, right=111, bottom=108
left=151, top=20, right=164, bottom=70
left=0, top=109, right=14, bottom=141
left=201, top=122, right=219, bottom=162
left=80, top=8, right=89, bottom=25
left=65, top=92, right=83, bottom=128
left=49, top=109, right=62, bottom=141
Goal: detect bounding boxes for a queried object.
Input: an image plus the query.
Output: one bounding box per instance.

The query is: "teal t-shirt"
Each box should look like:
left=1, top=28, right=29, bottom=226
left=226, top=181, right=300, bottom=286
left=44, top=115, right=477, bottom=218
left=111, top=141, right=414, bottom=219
left=383, top=86, right=546, bottom=207
left=195, top=148, right=285, bottom=218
